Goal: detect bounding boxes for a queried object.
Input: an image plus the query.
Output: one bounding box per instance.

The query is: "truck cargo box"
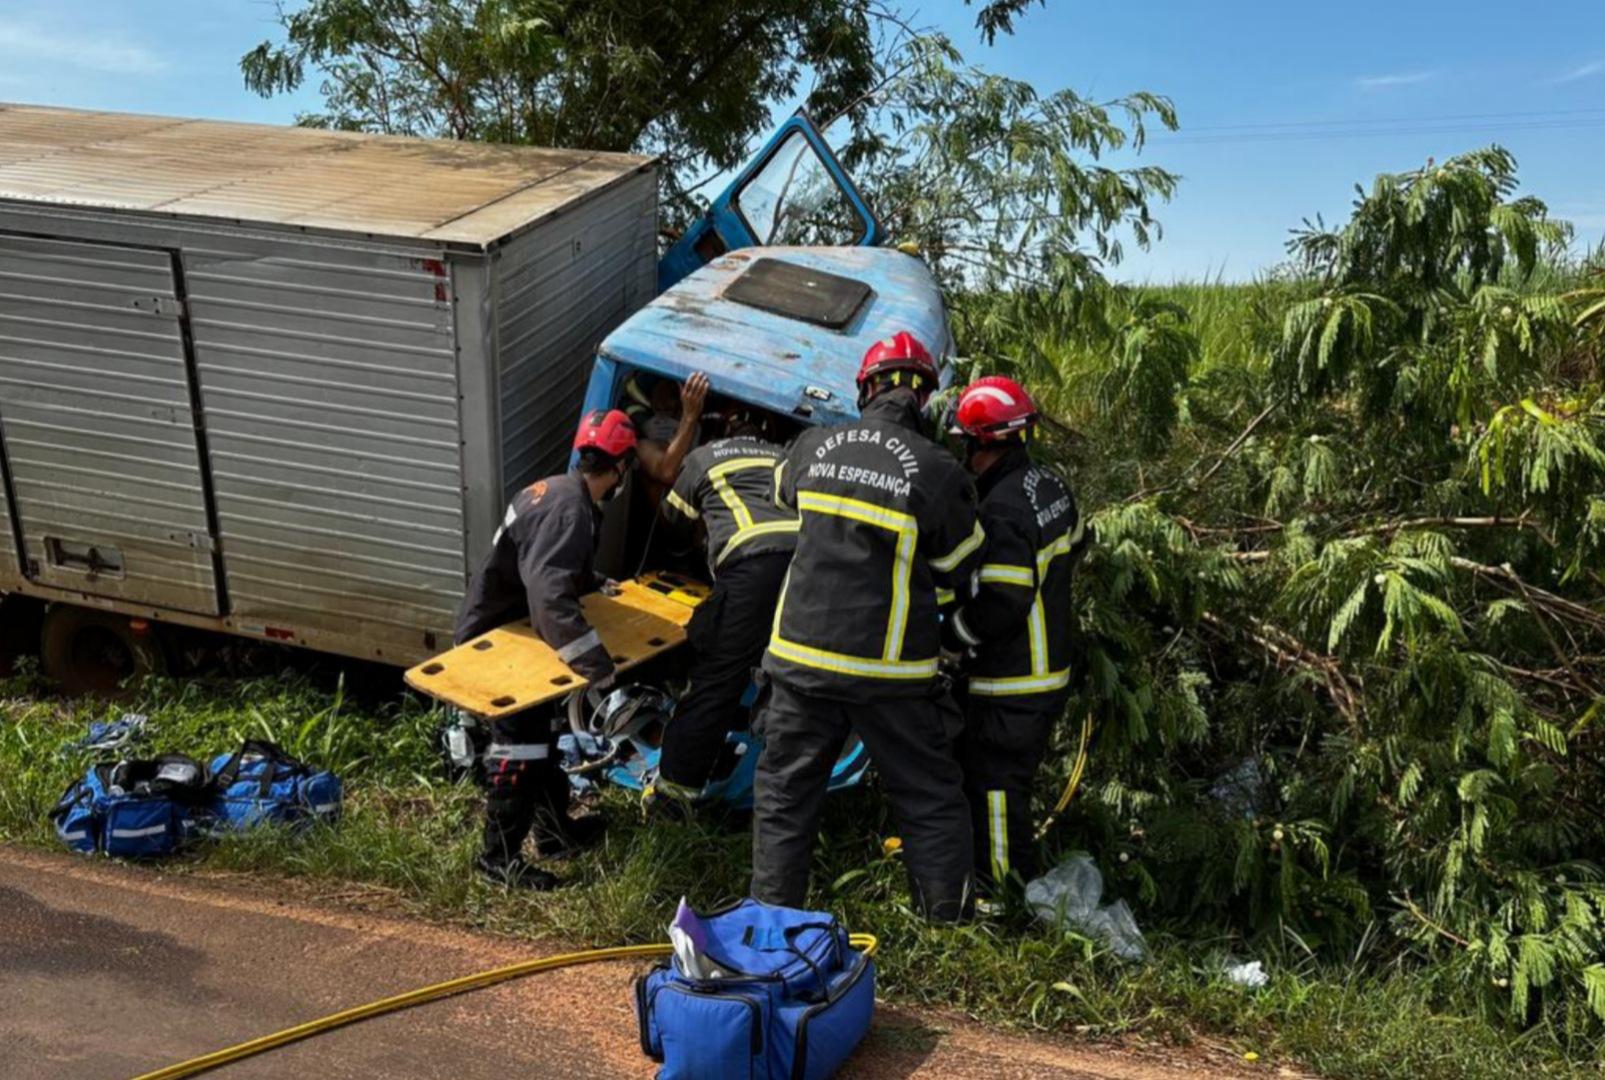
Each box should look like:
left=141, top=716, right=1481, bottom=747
left=0, top=103, right=657, bottom=664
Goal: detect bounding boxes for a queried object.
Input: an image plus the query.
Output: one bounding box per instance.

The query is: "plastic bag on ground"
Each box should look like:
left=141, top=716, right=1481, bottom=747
left=1225, top=959, right=1268, bottom=987
left=1026, top=853, right=1149, bottom=962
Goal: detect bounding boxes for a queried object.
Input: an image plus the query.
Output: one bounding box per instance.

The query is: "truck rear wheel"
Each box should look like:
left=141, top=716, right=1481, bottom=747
left=0, top=595, right=43, bottom=676
left=40, top=605, right=165, bottom=697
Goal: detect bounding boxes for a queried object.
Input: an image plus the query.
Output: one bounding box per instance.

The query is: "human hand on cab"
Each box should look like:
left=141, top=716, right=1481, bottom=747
left=680, top=372, right=710, bottom=423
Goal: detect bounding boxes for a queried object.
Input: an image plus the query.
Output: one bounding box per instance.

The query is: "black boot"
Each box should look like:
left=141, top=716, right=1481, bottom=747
left=477, top=854, right=559, bottom=891
left=534, top=813, right=607, bottom=858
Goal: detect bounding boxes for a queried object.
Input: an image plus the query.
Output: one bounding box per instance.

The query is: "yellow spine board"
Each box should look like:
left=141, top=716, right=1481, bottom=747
left=405, top=573, right=709, bottom=719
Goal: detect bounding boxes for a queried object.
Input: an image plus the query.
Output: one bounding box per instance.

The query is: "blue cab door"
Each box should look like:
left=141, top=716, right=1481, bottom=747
left=658, top=112, right=884, bottom=291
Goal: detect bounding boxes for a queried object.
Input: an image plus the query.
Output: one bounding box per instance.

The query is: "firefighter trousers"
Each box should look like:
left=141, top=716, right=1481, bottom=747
left=750, top=677, right=974, bottom=922
left=957, top=689, right=1066, bottom=888
left=658, top=551, right=791, bottom=790
left=479, top=706, right=570, bottom=867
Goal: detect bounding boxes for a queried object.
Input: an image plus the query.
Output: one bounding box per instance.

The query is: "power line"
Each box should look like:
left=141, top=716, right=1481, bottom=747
left=1174, top=106, right=1605, bottom=135
left=1154, top=116, right=1605, bottom=146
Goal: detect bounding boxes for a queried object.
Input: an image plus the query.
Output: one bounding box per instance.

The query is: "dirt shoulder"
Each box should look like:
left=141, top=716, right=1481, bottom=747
left=1, top=845, right=1265, bottom=1079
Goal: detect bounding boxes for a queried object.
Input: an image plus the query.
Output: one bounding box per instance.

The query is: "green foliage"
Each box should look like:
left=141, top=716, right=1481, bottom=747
left=961, top=146, right=1605, bottom=1050
left=242, top=0, right=881, bottom=213
left=244, top=3, right=1175, bottom=289
left=3, top=673, right=1599, bottom=1077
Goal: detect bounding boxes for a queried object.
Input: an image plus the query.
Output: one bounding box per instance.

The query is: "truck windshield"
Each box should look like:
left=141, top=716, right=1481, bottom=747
left=732, top=129, right=868, bottom=246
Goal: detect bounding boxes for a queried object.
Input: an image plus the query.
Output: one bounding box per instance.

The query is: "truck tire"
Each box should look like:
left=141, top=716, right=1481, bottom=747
left=0, top=595, right=43, bottom=676
left=40, top=605, right=165, bottom=697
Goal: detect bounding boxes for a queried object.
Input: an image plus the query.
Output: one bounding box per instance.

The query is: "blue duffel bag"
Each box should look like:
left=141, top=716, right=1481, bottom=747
left=209, top=740, right=342, bottom=831
left=51, top=755, right=210, bottom=858
left=635, top=900, right=875, bottom=1080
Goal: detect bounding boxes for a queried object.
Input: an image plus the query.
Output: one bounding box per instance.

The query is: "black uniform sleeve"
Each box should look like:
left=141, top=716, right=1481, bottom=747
left=922, top=463, right=984, bottom=594
left=773, top=439, right=802, bottom=512
left=516, top=508, right=615, bottom=683
left=664, top=448, right=706, bottom=522
left=945, top=506, right=1036, bottom=651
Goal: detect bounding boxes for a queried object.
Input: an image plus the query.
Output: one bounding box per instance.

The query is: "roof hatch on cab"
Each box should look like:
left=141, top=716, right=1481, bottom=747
left=590, top=246, right=950, bottom=428
left=587, top=110, right=947, bottom=431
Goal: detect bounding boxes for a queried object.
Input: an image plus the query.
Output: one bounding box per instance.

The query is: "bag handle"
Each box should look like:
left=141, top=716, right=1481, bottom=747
left=214, top=739, right=307, bottom=795
left=50, top=779, right=89, bottom=823
left=780, top=921, right=842, bottom=1002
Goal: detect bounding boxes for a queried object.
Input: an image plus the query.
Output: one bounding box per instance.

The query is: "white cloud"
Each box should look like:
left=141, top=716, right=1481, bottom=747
left=1550, top=59, right=1605, bottom=84
left=1356, top=71, right=1436, bottom=90
left=0, top=23, right=167, bottom=77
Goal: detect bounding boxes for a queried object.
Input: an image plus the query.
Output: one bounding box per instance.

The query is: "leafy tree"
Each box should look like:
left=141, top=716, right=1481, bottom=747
left=1023, top=147, right=1605, bottom=1034
left=242, top=0, right=880, bottom=210
left=243, top=1, right=1178, bottom=278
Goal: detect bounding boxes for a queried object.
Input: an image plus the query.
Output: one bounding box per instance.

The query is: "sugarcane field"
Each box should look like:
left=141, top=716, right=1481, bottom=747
left=4, top=2, right=1605, bottom=1078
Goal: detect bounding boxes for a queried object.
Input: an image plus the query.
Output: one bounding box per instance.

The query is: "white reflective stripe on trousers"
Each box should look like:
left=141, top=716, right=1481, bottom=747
left=485, top=743, right=550, bottom=761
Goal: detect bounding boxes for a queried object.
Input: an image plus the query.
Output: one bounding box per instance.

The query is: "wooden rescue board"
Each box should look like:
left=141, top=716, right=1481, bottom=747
left=405, top=573, right=710, bottom=719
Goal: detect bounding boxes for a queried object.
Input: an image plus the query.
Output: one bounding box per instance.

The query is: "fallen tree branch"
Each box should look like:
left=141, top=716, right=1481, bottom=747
left=1126, top=397, right=1281, bottom=504
left=1194, top=399, right=1279, bottom=490
left=1201, top=610, right=1366, bottom=729
left=1449, top=558, right=1605, bottom=636
left=1396, top=891, right=1472, bottom=949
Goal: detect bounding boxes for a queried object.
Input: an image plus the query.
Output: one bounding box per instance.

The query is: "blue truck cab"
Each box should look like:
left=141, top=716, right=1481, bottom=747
left=567, top=115, right=952, bottom=803
left=580, top=112, right=953, bottom=574
left=586, top=111, right=946, bottom=435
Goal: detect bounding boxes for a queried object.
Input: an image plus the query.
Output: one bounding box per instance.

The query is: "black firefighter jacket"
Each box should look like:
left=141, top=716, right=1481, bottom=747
left=453, top=472, right=615, bottom=683
left=762, top=389, right=985, bottom=700
left=944, top=446, right=1084, bottom=699
left=664, top=436, right=799, bottom=574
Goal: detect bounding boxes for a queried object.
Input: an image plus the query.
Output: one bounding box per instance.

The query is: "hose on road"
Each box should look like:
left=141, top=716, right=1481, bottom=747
left=132, top=933, right=881, bottom=1080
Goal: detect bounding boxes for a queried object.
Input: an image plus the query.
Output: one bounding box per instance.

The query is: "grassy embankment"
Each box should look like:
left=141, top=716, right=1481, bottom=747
left=0, top=656, right=1591, bottom=1079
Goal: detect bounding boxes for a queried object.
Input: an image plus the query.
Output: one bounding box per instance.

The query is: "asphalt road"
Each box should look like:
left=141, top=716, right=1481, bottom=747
left=0, top=846, right=1254, bottom=1079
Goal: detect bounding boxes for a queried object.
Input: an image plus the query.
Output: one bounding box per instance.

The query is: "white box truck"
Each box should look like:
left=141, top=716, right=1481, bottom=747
left=0, top=103, right=658, bottom=681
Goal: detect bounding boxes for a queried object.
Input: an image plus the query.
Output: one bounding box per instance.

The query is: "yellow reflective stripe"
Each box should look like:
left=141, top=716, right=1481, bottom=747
left=1028, top=595, right=1048, bottom=675
left=931, top=520, right=985, bottom=572
left=884, top=526, right=917, bottom=660
left=794, top=491, right=921, bottom=667
left=969, top=668, right=1071, bottom=696
left=987, top=790, right=1009, bottom=882
left=768, top=635, right=939, bottom=679
left=978, top=563, right=1034, bottom=587
left=712, top=475, right=753, bottom=529
left=715, top=518, right=799, bottom=565
left=1036, top=531, right=1075, bottom=571
left=665, top=489, right=700, bottom=520
left=936, top=587, right=956, bottom=606
left=1067, top=514, right=1086, bottom=547
left=705, top=457, right=778, bottom=533
left=951, top=607, right=981, bottom=648
left=796, top=490, right=917, bottom=531
left=773, top=460, right=790, bottom=510
left=707, top=456, right=780, bottom=479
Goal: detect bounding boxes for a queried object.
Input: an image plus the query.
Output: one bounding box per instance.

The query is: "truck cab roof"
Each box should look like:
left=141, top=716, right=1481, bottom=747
left=597, top=245, right=950, bottom=427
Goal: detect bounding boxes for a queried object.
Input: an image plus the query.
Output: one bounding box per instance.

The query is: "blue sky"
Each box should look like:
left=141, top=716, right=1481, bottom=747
left=2, top=1, right=1601, bottom=281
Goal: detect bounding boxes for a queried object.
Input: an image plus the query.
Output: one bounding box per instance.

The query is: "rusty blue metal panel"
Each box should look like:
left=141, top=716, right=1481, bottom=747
left=596, top=245, right=949, bottom=427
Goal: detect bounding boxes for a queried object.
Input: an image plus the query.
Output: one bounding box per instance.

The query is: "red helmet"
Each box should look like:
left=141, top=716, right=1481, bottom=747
left=857, top=331, right=939, bottom=390
left=951, top=375, right=1038, bottom=442
left=574, top=408, right=638, bottom=458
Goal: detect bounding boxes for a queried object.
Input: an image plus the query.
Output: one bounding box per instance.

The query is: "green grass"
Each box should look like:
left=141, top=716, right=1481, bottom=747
left=1, top=666, right=1597, bottom=1079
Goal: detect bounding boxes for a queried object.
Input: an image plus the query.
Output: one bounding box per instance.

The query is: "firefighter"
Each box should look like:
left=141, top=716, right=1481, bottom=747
left=944, top=376, right=1085, bottom=891
left=453, top=408, right=639, bottom=889
left=750, top=331, right=985, bottom=922
left=652, top=406, right=800, bottom=804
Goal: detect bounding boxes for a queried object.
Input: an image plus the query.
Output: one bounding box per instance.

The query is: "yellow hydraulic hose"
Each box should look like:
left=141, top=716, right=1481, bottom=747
left=1036, top=708, right=1095, bottom=840
left=133, top=933, right=880, bottom=1080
